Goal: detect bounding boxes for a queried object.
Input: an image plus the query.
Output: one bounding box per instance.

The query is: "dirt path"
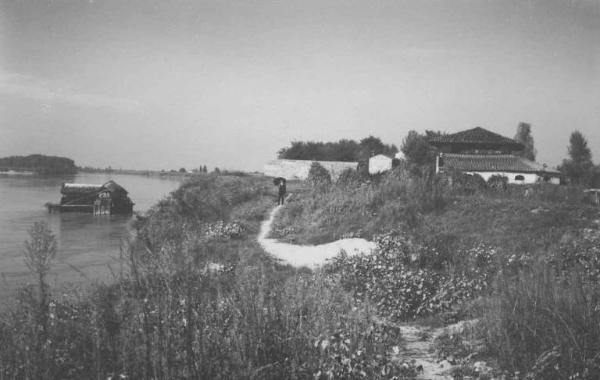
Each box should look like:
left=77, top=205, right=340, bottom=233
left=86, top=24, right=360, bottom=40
left=258, top=205, right=376, bottom=268
left=392, top=323, right=456, bottom=380
left=258, top=205, right=474, bottom=379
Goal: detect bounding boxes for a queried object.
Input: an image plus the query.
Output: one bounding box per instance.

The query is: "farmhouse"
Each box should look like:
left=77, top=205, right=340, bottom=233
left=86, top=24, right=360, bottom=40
left=368, top=154, right=393, bottom=174
left=429, top=127, right=561, bottom=184
left=264, top=159, right=357, bottom=180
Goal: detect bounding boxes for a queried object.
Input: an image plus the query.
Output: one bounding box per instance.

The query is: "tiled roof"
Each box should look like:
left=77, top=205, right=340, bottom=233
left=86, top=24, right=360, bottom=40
left=441, top=154, right=560, bottom=174
left=429, top=127, right=523, bottom=149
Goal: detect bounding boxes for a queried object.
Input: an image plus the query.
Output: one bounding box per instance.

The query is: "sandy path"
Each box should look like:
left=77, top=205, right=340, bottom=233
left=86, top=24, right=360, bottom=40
left=258, top=205, right=376, bottom=268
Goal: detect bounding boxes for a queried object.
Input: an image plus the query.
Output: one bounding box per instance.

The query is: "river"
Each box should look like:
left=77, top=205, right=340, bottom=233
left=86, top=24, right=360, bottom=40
left=0, top=172, right=183, bottom=300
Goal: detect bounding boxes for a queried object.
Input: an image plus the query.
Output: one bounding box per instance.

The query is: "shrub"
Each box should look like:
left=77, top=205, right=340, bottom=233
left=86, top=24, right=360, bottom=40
left=308, top=161, right=332, bottom=190
left=326, top=232, right=497, bottom=321
left=336, top=168, right=361, bottom=188
left=487, top=175, right=508, bottom=192
left=441, top=169, right=487, bottom=195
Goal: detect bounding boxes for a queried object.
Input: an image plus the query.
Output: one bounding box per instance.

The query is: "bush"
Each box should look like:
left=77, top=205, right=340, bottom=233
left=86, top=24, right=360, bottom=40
left=448, top=171, right=487, bottom=195
left=308, top=162, right=332, bottom=190
left=336, top=168, right=361, bottom=188
left=326, top=231, right=497, bottom=321
left=487, top=175, right=508, bottom=192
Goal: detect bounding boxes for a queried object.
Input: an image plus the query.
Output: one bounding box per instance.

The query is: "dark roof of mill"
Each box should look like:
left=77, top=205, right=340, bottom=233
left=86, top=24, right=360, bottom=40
left=61, top=180, right=128, bottom=195
left=428, top=127, right=524, bottom=149
left=441, top=154, right=560, bottom=174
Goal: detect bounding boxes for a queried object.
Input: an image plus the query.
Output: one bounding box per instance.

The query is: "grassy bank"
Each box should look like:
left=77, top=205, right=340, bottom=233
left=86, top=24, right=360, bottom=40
left=273, top=166, right=600, bottom=378
left=0, top=174, right=414, bottom=379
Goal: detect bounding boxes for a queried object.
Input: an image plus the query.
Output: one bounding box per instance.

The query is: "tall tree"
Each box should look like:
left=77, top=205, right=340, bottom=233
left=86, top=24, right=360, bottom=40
left=358, top=136, right=398, bottom=161
left=277, top=137, right=396, bottom=162
left=401, top=130, right=436, bottom=167
left=560, top=130, right=594, bottom=185
left=514, top=122, right=537, bottom=161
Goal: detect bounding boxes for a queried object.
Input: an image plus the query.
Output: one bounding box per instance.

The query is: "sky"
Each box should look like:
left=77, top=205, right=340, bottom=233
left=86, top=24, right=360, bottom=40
left=1, top=0, right=599, bottom=171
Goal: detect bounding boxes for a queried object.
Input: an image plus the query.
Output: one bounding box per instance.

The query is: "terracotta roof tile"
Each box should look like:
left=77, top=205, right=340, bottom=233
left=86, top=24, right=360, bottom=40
left=441, top=154, right=560, bottom=174
left=429, top=127, right=523, bottom=149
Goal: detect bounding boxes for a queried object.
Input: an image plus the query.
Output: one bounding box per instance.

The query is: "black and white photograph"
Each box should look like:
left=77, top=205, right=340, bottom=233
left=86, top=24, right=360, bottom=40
left=1, top=0, right=599, bottom=378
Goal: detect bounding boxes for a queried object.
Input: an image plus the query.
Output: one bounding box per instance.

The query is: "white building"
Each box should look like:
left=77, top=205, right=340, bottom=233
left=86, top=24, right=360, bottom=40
left=437, top=153, right=561, bottom=184
left=368, top=154, right=393, bottom=174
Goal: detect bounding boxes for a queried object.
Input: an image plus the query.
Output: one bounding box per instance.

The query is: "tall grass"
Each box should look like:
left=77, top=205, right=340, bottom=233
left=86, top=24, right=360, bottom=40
left=271, top=165, right=446, bottom=244
left=481, top=264, right=600, bottom=379
left=0, top=174, right=411, bottom=379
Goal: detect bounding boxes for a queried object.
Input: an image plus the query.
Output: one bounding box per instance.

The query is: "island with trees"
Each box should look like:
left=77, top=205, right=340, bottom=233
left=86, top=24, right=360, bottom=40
left=0, top=154, right=78, bottom=175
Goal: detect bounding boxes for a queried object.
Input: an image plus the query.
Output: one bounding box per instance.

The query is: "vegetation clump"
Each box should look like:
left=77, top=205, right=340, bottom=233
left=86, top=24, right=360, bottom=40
left=278, top=136, right=398, bottom=163
left=326, top=232, right=497, bottom=322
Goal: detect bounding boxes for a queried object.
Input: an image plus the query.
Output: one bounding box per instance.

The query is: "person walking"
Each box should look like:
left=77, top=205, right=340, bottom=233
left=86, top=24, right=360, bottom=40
left=276, top=178, right=286, bottom=205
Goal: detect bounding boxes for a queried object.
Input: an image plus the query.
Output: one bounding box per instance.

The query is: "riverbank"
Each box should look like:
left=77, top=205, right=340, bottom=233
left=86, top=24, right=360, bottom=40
left=0, top=174, right=420, bottom=379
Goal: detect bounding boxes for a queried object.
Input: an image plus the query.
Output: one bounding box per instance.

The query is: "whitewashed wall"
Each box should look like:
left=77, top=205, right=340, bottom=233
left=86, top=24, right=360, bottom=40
left=465, top=171, right=559, bottom=185
left=264, top=159, right=358, bottom=180
left=368, top=155, right=392, bottom=174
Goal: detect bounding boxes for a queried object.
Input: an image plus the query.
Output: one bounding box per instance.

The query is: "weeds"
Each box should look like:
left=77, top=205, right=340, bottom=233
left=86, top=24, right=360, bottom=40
left=0, top=175, right=411, bottom=379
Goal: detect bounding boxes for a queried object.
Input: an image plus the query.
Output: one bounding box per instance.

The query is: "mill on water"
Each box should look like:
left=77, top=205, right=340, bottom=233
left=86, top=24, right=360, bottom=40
left=46, top=180, right=134, bottom=215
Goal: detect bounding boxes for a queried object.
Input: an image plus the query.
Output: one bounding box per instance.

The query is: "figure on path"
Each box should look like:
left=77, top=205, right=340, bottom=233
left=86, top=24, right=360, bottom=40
left=273, top=177, right=286, bottom=205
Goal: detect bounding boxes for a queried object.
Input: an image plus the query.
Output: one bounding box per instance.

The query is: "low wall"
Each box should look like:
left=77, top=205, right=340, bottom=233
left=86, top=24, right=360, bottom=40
left=264, top=159, right=358, bottom=180
left=465, top=171, right=560, bottom=185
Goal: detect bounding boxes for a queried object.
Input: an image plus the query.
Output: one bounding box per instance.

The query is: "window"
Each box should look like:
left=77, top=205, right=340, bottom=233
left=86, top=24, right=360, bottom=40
left=515, top=175, right=525, bottom=181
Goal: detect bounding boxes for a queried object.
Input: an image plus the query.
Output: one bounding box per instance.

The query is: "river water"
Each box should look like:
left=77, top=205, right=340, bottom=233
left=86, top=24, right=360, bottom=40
left=0, top=172, right=182, bottom=299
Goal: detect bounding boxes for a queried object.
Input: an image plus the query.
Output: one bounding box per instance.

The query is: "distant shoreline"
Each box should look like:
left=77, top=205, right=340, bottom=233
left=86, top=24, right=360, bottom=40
left=0, top=170, right=35, bottom=176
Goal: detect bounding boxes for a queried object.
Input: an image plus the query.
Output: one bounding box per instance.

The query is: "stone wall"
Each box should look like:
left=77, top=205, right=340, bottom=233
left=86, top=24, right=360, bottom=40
left=263, top=159, right=358, bottom=180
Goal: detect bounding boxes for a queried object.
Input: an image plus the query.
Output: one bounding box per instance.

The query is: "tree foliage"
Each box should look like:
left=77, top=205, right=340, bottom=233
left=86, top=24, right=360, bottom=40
left=514, top=122, right=537, bottom=161
left=277, top=136, right=397, bottom=162
left=560, top=130, right=594, bottom=185
left=0, top=154, right=77, bottom=175
left=400, top=130, right=438, bottom=167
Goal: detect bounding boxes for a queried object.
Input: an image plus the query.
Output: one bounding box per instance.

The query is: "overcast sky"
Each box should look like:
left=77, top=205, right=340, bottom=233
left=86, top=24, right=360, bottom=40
left=1, top=0, right=599, bottom=171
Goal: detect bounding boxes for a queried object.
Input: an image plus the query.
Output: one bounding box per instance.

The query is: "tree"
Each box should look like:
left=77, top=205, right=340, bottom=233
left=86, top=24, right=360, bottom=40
left=277, top=137, right=397, bottom=162
left=514, top=122, right=537, bottom=161
left=358, top=136, right=398, bottom=161
left=401, top=130, right=436, bottom=167
left=560, top=130, right=594, bottom=185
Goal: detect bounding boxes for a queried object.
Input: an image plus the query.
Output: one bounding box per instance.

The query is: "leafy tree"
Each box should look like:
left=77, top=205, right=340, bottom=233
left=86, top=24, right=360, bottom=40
left=277, top=137, right=397, bottom=162
left=560, top=130, right=594, bottom=185
left=179, top=167, right=187, bottom=173
left=358, top=136, right=398, bottom=161
left=401, top=130, right=437, bottom=167
left=514, top=122, right=537, bottom=161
